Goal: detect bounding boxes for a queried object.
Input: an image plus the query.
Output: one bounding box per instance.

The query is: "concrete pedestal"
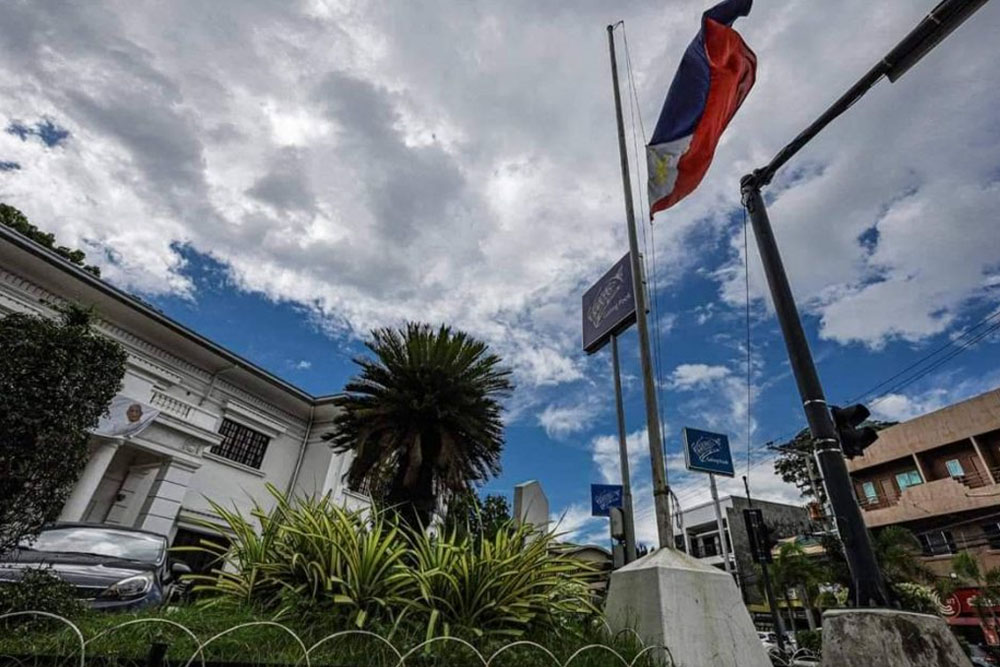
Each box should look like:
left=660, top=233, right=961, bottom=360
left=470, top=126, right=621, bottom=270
left=604, top=548, right=771, bottom=667
left=822, top=609, right=972, bottom=667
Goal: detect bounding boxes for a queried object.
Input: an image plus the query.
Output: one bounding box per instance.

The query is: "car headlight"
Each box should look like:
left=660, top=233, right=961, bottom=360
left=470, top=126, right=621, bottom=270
left=98, top=572, right=154, bottom=600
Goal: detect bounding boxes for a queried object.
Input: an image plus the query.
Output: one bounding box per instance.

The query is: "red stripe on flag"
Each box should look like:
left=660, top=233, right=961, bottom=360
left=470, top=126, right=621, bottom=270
left=650, top=18, right=756, bottom=217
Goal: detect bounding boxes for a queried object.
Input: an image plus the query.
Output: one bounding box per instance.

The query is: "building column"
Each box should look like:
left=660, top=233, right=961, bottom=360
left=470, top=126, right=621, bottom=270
left=971, top=435, right=996, bottom=484
left=135, top=459, right=196, bottom=537
left=59, top=438, right=122, bottom=522
left=912, top=453, right=930, bottom=483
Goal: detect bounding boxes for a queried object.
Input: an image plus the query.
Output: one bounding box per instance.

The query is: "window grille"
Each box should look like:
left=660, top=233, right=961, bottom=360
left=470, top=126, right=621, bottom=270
left=211, top=418, right=270, bottom=469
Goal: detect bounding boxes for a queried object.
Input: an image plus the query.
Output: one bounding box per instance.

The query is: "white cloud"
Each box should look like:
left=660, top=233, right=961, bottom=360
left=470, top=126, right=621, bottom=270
left=591, top=428, right=650, bottom=485
left=668, top=363, right=731, bottom=390
left=294, top=360, right=312, bottom=370
left=1, top=0, right=998, bottom=395
left=537, top=399, right=599, bottom=440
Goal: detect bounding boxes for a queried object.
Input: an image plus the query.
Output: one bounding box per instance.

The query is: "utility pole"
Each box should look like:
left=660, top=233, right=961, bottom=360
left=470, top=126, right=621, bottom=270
left=740, top=0, right=991, bottom=606
left=607, top=24, right=672, bottom=549
left=612, top=334, right=638, bottom=563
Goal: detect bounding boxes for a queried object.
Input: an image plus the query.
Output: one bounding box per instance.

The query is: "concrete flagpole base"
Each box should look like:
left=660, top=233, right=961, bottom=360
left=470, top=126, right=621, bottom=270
left=604, top=548, right=771, bottom=667
left=821, top=608, right=972, bottom=667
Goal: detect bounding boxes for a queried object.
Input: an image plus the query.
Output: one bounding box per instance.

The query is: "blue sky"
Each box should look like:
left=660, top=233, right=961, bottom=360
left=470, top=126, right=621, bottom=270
left=2, top=0, right=999, bottom=544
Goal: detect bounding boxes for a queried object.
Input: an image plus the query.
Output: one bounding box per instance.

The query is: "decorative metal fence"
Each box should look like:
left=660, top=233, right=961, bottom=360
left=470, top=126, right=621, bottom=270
left=0, top=612, right=821, bottom=667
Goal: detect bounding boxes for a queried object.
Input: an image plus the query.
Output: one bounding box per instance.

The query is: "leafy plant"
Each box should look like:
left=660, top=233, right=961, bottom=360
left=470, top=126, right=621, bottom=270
left=180, top=486, right=597, bottom=641
left=324, top=323, right=513, bottom=529
left=0, top=306, right=127, bottom=552
left=892, top=582, right=943, bottom=615
left=795, top=629, right=822, bottom=654
left=408, top=520, right=597, bottom=639
left=0, top=567, right=85, bottom=628
left=872, top=526, right=934, bottom=585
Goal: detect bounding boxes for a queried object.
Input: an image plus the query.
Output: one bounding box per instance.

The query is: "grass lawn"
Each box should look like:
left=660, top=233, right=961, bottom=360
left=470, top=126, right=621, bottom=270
left=0, top=604, right=665, bottom=666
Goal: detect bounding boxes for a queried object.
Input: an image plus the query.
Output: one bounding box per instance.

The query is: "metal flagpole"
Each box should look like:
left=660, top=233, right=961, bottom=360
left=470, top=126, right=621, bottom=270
left=607, top=23, right=672, bottom=550
left=709, top=473, right=732, bottom=573
left=612, top=334, right=638, bottom=563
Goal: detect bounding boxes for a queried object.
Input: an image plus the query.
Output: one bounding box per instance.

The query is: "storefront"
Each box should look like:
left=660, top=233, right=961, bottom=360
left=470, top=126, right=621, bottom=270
left=942, top=587, right=1000, bottom=645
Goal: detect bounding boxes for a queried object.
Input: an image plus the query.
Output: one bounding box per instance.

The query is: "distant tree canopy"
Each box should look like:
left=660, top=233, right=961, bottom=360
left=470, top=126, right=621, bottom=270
left=443, top=491, right=511, bottom=543
left=0, top=306, right=126, bottom=552
left=773, top=420, right=896, bottom=501
left=0, top=203, right=101, bottom=277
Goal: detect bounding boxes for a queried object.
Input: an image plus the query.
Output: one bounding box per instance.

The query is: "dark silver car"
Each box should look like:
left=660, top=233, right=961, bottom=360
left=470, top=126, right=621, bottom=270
left=0, top=523, right=190, bottom=610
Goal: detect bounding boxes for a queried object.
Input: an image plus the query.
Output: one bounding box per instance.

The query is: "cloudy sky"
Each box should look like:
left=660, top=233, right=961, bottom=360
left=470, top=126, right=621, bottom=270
left=2, top=0, right=999, bottom=546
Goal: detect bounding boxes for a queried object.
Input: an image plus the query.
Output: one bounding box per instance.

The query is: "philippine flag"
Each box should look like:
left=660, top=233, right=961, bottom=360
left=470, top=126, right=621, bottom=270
left=647, top=0, right=756, bottom=218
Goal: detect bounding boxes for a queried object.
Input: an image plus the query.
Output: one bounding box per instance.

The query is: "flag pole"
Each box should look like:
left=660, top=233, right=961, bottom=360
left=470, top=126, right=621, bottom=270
left=607, top=23, right=673, bottom=550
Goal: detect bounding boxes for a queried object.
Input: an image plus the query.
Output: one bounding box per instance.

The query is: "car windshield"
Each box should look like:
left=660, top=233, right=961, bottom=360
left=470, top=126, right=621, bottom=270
left=18, top=527, right=165, bottom=563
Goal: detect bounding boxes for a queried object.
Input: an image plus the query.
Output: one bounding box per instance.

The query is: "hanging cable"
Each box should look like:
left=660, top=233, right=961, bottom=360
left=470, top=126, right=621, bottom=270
left=621, top=22, right=669, bottom=454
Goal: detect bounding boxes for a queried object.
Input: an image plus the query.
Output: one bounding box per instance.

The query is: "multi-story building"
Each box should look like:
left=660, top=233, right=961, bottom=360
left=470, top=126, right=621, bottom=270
left=848, top=387, right=1000, bottom=571
left=0, top=224, right=367, bottom=566
left=848, top=387, right=1000, bottom=641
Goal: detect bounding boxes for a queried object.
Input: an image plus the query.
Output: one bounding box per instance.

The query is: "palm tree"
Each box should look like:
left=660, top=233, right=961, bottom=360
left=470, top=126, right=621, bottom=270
left=324, top=323, right=513, bottom=529
left=771, top=541, right=823, bottom=632
left=872, top=526, right=934, bottom=585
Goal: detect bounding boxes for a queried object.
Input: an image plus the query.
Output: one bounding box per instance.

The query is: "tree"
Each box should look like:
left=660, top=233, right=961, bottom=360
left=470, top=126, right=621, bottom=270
left=773, top=420, right=896, bottom=502
left=324, top=323, right=513, bottom=529
left=0, top=306, right=127, bottom=553
left=0, top=203, right=101, bottom=277
left=443, top=491, right=511, bottom=543
left=872, top=526, right=934, bottom=586
left=770, top=541, right=823, bottom=632
left=952, top=551, right=1000, bottom=629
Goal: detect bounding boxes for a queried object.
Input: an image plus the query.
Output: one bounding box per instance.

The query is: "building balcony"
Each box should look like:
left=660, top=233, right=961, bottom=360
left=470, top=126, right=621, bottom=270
left=859, top=474, right=1000, bottom=528
left=150, top=388, right=220, bottom=432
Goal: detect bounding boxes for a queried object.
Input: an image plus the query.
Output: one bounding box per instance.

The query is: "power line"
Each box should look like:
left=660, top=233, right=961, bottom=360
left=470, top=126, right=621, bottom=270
left=845, top=308, right=1000, bottom=406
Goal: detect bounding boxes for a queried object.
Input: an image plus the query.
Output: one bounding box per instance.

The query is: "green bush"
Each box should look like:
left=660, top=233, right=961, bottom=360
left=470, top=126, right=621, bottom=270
left=179, top=485, right=597, bottom=640
left=892, top=582, right=943, bottom=615
left=796, top=629, right=822, bottom=653
left=0, top=567, right=85, bottom=627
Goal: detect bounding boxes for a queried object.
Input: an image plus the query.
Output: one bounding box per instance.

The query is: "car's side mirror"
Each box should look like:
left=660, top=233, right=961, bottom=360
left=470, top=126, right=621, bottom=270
left=170, top=561, right=192, bottom=577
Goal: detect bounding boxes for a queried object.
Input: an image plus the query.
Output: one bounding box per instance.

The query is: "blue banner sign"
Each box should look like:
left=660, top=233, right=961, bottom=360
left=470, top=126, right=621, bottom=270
left=682, top=427, right=735, bottom=477
left=591, top=484, right=624, bottom=517
left=582, top=253, right=636, bottom=355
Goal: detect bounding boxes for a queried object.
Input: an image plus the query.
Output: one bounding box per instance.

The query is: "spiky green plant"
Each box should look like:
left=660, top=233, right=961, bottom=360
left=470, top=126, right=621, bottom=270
left=178, top=487, right=598, bottom=641
left=407, top=520, right=598, bottom=639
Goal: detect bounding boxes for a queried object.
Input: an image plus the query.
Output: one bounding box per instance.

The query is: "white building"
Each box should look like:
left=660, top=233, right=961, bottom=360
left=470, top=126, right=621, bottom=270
left=0, top=225, right=366, bottom=556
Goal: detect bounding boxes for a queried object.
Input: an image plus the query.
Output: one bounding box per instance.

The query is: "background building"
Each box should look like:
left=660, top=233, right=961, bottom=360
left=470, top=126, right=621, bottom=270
left=674, top=494, right=811, bottom=607
left=848, top=387, right=1000, bottom=642
left=0, top=225, right=367, bottom=569
left=848, top=387, right=1000, bottom=573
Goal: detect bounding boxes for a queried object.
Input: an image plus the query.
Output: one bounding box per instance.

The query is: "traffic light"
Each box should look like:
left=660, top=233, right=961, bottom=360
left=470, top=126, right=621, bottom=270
left=831, top=403, right=879, bottom=459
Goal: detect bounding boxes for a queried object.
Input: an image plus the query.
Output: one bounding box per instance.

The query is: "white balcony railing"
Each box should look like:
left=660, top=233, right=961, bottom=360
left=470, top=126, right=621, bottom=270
left=150, top=389, right=219, bottom=431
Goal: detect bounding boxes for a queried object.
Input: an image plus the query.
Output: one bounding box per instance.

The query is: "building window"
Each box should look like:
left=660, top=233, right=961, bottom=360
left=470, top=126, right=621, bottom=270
left=945, top=459, right=964, bottom=478
left=895, top=470, right=923, bottom=490
left=861, top=481, right=878, bottom=501
left=984, top=523, right=1000, bottom=550
left=211, top=418, right=270, bottom=469
left=918, top=530, right=957, bottom=556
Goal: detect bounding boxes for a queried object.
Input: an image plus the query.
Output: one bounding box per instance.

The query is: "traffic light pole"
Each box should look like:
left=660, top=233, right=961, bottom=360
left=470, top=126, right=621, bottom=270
left=740, top=180, right=889, bottom=607
left=743, top=475, right=788, bottom=653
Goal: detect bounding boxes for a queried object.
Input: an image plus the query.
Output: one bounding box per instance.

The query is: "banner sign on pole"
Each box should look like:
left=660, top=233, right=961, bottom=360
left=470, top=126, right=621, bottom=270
left=682, top=427, right=735, bottom=477
left=591, top=484, right=624, bottom=517
left=582, top=253, right=637, bottom=355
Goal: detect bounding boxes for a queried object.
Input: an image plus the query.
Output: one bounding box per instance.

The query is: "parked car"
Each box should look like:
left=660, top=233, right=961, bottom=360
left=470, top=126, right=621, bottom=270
left=0, top=523, right=191, bottom=610
left=970, top=644, right=1000, bottom=667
